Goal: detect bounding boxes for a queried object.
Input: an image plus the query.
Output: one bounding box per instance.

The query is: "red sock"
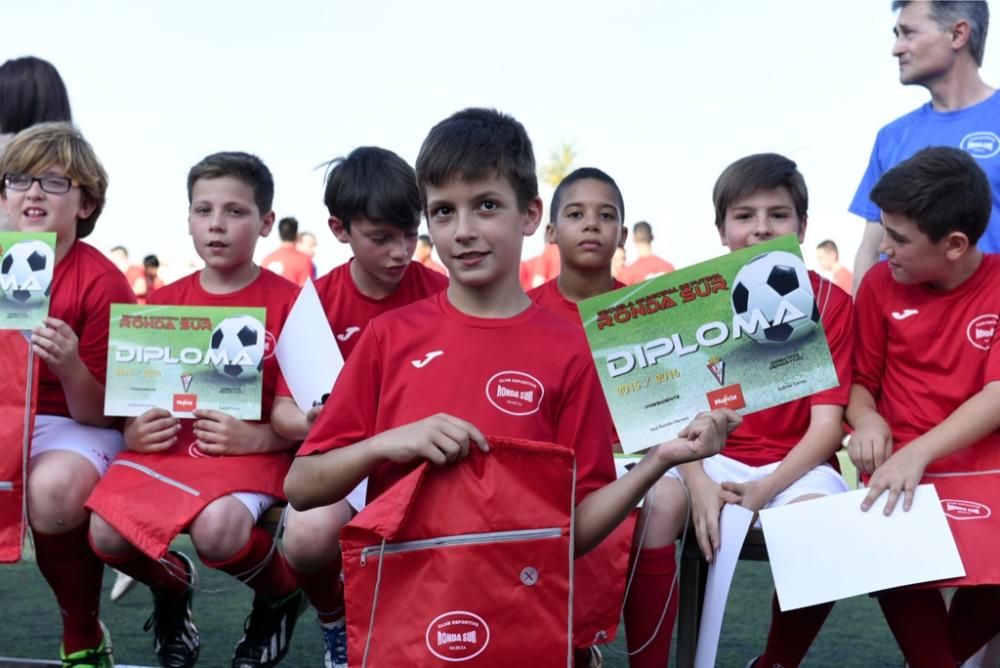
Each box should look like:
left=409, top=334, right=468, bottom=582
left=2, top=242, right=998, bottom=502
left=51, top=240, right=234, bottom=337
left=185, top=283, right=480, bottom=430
left=33, top=524, right=105, bottom=654
left=91, top=540, right=190, bottom=599
left=199, top=526, right=297, bottom=598
left=878, top=589, right=953, bottom=668
left=757, top=593, right=833, bottom=667
left=623, top=544, right=678, bottom=668
left=950, top=585, right=1000, bottom=663
left=288, top=553, right=345, bottom=623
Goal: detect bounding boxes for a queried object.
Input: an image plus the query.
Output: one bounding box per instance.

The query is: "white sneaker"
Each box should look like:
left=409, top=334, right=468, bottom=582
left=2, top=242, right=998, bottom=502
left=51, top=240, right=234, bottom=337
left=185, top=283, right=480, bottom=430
left=110, top=569, right=137, bottom=602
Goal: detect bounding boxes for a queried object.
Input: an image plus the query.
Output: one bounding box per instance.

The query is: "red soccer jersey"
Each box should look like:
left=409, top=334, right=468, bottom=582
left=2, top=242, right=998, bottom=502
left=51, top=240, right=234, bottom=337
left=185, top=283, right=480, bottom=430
left=620, top=255, right=675, bottom=285
left=298, top=292, right=617, bottom=503
left=40, top=241, right=136, bottom=417
left=149, top=269, right=297, bottom=420
left=528, top=277, right=626, bottom=324
left=854, top=257, right=1000, bottom=473
left=262, top=244, right=313, bottom=287
left=723, top=272, right=853, bottom=467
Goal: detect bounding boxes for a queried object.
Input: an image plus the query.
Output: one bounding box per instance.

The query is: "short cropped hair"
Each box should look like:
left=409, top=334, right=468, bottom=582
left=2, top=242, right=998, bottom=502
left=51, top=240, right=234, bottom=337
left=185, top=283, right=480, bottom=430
left=712, top=153, right=808, bottom=229
left=633, top=221, right=654, bottom=243
left=277, top=216, right=298, bottom=242
left=143, top=254, right=159, bottom=269
left=418, top=234, right=432, bottom=247
left=816, top=239, right=840, bottom=256
left=870, top=146, right=991, bottom=243
left=0, top=57, right=72, bottom=134
left=187, top=152, right=274, bottom=214
left=550, top=167, right=625, bottom=224
left=323, top=146, right=420, bottom=232
left=0, top=122, right=108, bottom=238
left=416, top=108, right=538, bottom=213
left=893, top=1, right=990, bottom=66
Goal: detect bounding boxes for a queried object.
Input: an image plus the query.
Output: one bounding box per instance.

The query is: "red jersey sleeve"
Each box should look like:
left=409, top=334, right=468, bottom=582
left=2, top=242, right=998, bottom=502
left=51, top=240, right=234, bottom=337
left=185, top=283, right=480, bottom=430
left=809, top=278, right=853, bottom=406
left=852, top=266, right=888, bottom=398
left=556, top=354, right=616, bottom=500
left=297, top=326, right=383, bottom=457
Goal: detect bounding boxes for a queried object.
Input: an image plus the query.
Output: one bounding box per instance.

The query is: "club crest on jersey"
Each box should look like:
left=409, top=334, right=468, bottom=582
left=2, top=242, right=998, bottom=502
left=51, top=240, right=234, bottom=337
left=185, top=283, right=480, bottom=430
left=966, top=314, right=998, bottom=351
left=485, top=371, right=544, bottom=416
left=263, top=330, right=277, bottom=359
left=425, top=611, right=490, bottom=662
left=941, top=499, right=992, bottom=521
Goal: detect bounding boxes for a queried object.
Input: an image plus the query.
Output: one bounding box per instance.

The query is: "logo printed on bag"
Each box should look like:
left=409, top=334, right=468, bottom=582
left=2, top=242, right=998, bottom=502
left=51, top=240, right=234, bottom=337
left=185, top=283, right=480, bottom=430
left=941, top=498, right=992, bottom=520
left=486, top=371, right=545, bottom=416
left=966, top=314, right=998, bottom=350
left=425, top=611, right=490, bottom=661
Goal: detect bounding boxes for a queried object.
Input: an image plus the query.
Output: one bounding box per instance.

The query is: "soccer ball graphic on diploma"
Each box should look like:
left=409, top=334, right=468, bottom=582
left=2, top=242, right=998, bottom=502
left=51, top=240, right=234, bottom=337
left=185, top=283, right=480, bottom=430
left=209, top=315, right=266, bottom=379
left=730, top=250, right=819, bottom=344
left=0, top=240, right=54, bottom=305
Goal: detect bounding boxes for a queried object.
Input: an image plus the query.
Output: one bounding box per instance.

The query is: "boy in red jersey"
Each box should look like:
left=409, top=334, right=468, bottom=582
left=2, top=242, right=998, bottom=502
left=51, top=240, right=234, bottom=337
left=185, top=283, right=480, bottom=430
left=1, top=122, right=135, bottom=668
left=849, top=146, right=1000, bottom=666
left=270, top=146, right=446, bottom=668
left=285, top=107, right=739, bottom=664
left=86, top=152, right=304, bottom=668
left=528, top=166, right=628, bottom=666
left=624, top=154, right=853, bottom=668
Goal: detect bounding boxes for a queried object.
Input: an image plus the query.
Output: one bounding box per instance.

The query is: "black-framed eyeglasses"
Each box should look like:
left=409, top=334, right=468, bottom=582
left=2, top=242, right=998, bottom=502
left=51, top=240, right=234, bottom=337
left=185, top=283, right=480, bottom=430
left=3, top=173, right=78, bottom=195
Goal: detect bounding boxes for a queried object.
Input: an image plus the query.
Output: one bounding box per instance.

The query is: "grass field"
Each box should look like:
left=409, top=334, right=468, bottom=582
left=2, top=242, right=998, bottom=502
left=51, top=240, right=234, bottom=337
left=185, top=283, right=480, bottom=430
left=0, top=536, right=904, bottom=667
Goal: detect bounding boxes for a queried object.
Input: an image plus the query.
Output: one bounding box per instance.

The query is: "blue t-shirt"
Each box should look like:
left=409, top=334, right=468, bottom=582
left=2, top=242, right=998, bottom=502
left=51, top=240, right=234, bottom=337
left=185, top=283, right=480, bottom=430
left=850, top=91, right=1000, bottom=252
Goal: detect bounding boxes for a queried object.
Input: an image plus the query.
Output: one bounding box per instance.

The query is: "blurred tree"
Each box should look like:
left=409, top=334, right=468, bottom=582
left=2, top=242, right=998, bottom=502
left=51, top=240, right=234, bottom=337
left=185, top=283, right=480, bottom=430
left=540, top=142, right=576, bottom=189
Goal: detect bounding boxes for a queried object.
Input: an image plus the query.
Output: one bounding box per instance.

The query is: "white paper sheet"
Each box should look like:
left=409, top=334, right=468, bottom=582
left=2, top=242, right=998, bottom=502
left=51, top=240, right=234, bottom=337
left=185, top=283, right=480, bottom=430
left=694, top=503, right=756, bottom=668
left=274, top=278, right=344, bottom=412
left=759, top=484, right=965, bottom=611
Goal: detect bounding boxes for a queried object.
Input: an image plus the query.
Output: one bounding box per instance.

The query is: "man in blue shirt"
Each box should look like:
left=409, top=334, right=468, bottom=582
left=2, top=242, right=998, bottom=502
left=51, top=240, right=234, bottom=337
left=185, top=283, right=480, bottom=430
left=851, top=1, right=997, bottom=293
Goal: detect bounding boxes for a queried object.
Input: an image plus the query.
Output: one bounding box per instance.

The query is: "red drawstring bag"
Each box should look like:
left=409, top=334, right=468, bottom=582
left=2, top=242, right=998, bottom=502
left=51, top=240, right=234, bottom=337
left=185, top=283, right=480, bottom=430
left=340, top=437, right=576, bottom=667
left=921, top=472, right=1000, bottom=588
left=0, top=334, right=36, bottom=563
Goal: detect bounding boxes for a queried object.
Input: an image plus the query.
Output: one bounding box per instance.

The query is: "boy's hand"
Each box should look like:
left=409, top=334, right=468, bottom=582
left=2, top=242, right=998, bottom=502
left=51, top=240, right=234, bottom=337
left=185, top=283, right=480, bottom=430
left=373, top=413, right=489, bottom=467
left=860, top=446, right=930, bottom=516
left=125, top=408, right=181, bottom=453
left=721, top=476, right=778, bottom=512
left=656, top=409, right=741, bottom=466
left=31, top=317, right=84, bottom=378
left=192, top=409, right=263, bottom=455
left=688, top=475, right=740, bottom=563
left=848, top=413, right=893, bottom=474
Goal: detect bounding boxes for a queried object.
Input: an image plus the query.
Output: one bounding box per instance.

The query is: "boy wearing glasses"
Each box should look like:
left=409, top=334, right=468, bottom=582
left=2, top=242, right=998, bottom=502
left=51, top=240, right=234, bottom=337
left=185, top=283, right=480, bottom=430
left=0, top=122, right=135, bottom=667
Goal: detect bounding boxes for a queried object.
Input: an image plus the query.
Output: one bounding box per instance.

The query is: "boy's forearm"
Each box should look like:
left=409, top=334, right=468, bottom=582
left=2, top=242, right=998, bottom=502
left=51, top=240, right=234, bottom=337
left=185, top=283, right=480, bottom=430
left=846, top=384, right=880, bottom=428
left=251, top=423, right=296, bottom=453
left=762, top=405, right=844, bottom=497
left=61, top=364, right=113, bottom=428
left=908, top=383, right=1000, bottom=463
left=285, top=438, right=382, bottom=510
left=271, top=398, right=310, bottom=441
left=574, top=449, right=672, bottom=557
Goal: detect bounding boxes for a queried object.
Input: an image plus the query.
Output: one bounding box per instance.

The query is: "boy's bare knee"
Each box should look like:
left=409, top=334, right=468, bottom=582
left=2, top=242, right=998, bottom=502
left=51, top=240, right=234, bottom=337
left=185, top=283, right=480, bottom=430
left=190, top=497, right=253, bottom=561
left=27, top=452, right=98, bottom=532
left=637, top=477, right=690, bottom=549
left=283, top=502, right=350, bottom=570
left=89, top=513, right=134, bottom=556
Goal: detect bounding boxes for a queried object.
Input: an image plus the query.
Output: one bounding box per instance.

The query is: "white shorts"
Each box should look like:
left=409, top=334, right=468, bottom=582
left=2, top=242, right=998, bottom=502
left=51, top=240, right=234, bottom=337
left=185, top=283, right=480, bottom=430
left=665, top=453, right=848, bottom=523
left=230, top=491, right=281, bottom=523
left=30, top=414, right=125, bottom=477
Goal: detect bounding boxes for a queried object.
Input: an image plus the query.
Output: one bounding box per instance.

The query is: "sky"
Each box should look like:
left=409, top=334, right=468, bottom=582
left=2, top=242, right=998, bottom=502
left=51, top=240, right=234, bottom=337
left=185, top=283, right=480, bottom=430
left=4, top=0, right=999, bottom=278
